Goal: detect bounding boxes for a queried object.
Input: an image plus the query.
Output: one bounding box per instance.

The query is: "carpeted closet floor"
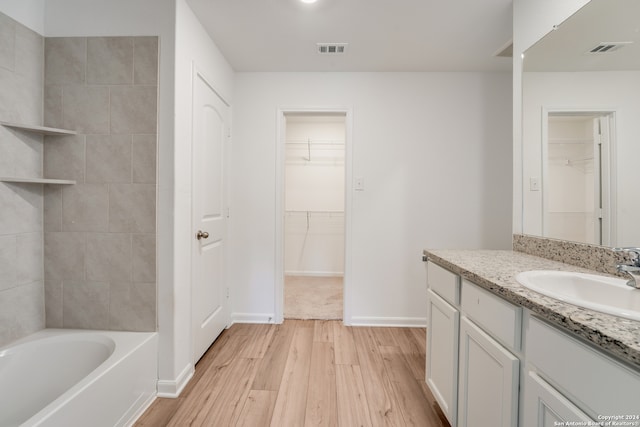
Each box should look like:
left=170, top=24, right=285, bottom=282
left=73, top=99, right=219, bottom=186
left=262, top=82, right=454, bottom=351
left=284, top=276, right=343, bottom=320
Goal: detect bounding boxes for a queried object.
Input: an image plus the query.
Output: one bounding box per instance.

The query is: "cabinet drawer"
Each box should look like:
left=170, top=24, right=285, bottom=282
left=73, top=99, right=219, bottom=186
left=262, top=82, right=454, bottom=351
left=427, top=262, right=460, bottom=305
left=526, top=316, right=640, bottom=419
left=461, top=280, right=521, bottom=351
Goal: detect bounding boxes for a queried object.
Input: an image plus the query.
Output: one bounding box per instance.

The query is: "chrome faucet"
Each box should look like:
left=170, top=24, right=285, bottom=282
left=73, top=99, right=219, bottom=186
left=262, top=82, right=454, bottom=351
left=613, top=247, right=640, bottom=289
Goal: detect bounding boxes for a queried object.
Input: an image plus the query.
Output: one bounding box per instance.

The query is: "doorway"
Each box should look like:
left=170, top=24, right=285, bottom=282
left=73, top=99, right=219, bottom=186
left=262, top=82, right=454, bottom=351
left=542, top=111, right=614, bottom=246
left=278, top=111, right=349, bottom=321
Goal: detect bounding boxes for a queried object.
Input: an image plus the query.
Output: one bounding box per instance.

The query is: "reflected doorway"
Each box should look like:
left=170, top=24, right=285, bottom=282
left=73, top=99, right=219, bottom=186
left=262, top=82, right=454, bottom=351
left=543, top=111, right=614, bottom=246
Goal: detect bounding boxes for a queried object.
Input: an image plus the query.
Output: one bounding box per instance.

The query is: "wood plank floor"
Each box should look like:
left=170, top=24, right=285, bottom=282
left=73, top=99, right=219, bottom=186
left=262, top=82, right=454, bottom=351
left=135, top=320, right=450, bottom=427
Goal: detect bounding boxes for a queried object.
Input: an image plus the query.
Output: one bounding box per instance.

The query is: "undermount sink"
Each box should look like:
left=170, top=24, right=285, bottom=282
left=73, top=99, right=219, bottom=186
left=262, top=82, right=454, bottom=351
left=515, top=270, right=640, bottom=322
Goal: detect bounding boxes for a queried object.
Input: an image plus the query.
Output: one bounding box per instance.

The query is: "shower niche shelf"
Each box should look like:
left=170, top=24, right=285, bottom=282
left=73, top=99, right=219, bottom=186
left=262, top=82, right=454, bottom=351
left=0, top=177, right=76, bottom=185
left=0, top=121, right=77, bottom=185
left=1, top=121, right=77, bottom=136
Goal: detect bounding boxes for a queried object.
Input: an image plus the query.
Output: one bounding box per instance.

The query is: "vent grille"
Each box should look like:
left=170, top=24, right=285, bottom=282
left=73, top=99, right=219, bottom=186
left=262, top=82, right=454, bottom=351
left=317, top=43, right=348, bottom=54
left=587, top=42, right=631, bottom=54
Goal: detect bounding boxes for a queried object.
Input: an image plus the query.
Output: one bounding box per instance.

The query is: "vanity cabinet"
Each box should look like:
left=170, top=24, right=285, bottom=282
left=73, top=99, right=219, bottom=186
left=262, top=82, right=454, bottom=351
left=426, top=262, right=460, bottom=426
left=458, top=280, right=521, bottom=427
left=523, top=315, right=640, bottom=426
left=426, top=262, right=521, bottom=427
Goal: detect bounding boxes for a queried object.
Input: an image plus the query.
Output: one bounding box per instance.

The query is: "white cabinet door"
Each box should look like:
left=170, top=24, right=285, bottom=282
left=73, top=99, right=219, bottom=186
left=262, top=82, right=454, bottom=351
left=458, top=316, right=519, bottom=427
left=426, top=289, right=460, bottom=426
left=523, top=371, right=594, bottom=427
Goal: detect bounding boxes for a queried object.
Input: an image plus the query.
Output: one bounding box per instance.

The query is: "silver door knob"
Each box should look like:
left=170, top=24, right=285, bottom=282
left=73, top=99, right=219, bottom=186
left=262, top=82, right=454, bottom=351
left=196, top=230, right=209, bottom=240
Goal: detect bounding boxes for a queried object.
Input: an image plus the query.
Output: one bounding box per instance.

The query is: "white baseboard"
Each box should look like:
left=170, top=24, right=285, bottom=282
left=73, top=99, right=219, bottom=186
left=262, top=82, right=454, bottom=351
left=349, top=316, right=427, bottom=328
left=284, top=271, right=344, bottom=277
left=230, top=312, right=276, bottom=325
left=156, top=363, right=194, bottom=398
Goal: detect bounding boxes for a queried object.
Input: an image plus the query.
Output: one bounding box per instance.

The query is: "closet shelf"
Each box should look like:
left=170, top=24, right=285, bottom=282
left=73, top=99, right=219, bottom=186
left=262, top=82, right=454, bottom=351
left=0, top=177, right=76, bottom=185
left=1, top=121, right=77, bottom=136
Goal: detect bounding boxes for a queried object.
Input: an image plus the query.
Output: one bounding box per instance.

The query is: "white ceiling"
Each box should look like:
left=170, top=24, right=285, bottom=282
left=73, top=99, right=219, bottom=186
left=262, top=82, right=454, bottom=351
left=524, top=0, right=640, bottom=71
left=186, top=0, right=513, bottom=72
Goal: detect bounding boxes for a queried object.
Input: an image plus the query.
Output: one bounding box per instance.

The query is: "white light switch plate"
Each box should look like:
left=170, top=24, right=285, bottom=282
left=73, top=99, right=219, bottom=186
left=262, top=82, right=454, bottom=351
left=355, top=177, right=364, bottom=191
left=529, top=177, right=540, bottom=191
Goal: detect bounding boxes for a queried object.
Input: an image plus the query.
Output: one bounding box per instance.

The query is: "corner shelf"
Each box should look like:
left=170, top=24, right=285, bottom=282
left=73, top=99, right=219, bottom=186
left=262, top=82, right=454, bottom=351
left=0, top=177, right=76, bottom=185
left=0, top=121, right=78, bottom=185
left=0, top=121, right=77, bottom=136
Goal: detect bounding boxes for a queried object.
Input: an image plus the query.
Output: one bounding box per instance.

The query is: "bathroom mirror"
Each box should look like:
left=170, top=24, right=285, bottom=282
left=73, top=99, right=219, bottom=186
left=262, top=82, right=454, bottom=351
left=521, top=0, right=640, bottom=247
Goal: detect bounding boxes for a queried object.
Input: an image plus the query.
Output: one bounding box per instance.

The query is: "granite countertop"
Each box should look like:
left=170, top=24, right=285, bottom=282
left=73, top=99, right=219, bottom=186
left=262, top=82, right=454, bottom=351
left=424, top=249, right=640, bottom=369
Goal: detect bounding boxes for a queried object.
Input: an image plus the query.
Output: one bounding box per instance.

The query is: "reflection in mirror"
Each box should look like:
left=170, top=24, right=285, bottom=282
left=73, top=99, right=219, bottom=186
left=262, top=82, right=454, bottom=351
left=522, top=0, right=640, bottom=247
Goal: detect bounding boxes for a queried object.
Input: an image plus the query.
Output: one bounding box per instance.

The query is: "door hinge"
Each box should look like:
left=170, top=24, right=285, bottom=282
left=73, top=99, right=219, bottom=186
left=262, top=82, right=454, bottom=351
left=226, top=287, right=230, bottom=299
left=225, top=207, right=230, bottom=218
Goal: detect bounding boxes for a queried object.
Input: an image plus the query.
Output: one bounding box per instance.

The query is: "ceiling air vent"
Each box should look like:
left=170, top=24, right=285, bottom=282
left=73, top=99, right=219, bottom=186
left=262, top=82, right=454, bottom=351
left=587, top=42, right=631, bottom=54
left=317, top=43, right=348, bottom=54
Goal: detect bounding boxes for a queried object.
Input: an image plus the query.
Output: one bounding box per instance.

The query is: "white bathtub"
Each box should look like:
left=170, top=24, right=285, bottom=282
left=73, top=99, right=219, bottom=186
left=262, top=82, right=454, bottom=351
left=0, top=329, right=158, bottom=427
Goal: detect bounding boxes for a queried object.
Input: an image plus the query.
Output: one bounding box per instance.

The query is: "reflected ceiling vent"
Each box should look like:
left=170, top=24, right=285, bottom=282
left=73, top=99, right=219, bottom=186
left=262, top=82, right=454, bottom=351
left=317, top=43, right=348, bottom=54
left=587, top=42, right=632, bottom=53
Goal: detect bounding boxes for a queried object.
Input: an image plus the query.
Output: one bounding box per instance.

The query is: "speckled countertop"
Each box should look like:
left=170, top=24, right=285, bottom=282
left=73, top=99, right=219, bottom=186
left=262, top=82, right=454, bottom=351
left=424, top=249, right=640, bottom=369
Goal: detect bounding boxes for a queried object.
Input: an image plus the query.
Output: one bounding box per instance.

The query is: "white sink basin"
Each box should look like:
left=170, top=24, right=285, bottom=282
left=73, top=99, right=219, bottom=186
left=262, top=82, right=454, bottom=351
left=515, top=270, right=640, bottom=322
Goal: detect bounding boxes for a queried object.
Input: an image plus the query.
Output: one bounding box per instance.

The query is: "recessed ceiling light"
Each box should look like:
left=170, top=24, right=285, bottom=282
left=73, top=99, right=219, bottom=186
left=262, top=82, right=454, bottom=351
left=300, top=0, right=318, bottom=3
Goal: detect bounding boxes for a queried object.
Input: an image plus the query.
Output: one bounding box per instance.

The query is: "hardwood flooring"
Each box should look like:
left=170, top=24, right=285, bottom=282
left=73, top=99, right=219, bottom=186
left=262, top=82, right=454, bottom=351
left=135, top=320, right=450, bottom=427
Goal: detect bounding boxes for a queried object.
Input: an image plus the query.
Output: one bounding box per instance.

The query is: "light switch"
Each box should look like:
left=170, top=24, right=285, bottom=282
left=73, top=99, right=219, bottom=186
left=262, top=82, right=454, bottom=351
left=355, top=177, right=364, bottom=191
left=529, top=177, right=540, bottom=191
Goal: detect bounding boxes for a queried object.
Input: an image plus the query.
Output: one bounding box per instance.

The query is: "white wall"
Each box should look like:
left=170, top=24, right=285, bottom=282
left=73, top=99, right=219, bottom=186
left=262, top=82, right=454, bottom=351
left=168, top=0, right=234, bottom=396
left=0, top=0, right=45, bottom=34
left=521, top=71, right=640, bottom=246
left=230, top=72, right=512, bottom=326
left=512, top=0, right=590, bottom=234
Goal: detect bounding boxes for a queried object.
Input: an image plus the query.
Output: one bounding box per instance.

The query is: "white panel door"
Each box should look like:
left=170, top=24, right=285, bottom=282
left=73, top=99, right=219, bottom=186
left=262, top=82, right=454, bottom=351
left=523, top=371, right=594, bottom=427
left=192, top=70, right=229, bottom=363
left=426, top=289, right=459, bottom=426
left=458, top=316, right=519, bottom=427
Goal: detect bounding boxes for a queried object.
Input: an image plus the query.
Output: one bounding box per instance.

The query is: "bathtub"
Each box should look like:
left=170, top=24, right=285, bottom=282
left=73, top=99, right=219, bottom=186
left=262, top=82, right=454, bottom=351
left=0, top=329, right=158, bottom=427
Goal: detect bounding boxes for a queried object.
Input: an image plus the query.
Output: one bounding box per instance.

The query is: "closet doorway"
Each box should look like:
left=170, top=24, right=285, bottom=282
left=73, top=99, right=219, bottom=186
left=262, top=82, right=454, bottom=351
left=280, top=112, right=347, bottom=320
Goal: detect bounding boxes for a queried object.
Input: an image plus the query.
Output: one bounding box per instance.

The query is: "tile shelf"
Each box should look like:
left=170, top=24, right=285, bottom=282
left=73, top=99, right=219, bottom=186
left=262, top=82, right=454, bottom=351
left=0, top=177, right=76, bottom=185
left=1, top=121, right=77, bottom=185
left=0, top=121, right=77, bottom=136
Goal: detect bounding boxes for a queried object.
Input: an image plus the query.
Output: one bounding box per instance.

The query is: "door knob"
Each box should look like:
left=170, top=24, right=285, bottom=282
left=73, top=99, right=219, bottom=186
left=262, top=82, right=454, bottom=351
left=196, top=230, right=209, bottom=240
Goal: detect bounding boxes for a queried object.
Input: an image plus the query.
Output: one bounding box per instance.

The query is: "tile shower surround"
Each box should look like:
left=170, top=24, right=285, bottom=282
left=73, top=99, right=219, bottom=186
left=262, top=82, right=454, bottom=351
left=0, top=14, right=159, bottom=347
left=43, top=36, right=158, bottom=332
left=0, top=13, right=46, bottom=346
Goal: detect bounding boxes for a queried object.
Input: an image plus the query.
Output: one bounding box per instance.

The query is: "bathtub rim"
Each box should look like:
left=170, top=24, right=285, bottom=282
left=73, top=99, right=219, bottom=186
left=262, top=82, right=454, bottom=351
left=1, top=328, right=158, bottom=427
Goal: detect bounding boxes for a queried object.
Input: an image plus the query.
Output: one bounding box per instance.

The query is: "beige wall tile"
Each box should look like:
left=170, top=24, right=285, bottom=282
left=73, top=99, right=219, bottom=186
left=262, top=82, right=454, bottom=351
left=87, top=37, right=133, bottom=85
left=0, top=235, right=17, bottom=292
left=44, top=85, right=63, bottom=128
left=0, top=13, right=15, bottom=72
left=0, top=185, right=19, bottom=236
left=61, top=183, right=109, bottom=232
left=44, top=186, right=63, bottom=232
left=109, top=281, right=155, bottom=331
left=45, top=37, right=86, bottom=85
left=16, top=232, right=43, bottom=285
left=14, top=23, right=43, bottom=81
left=132, top=134, right=157, bottom=183
left=109, top=184, right=156, bottom=233
left=45, top=280, right=63, bottom=328
left=85, top=134, right=132, bottom=183
left=0, top=282, right=45, bottom=347
left=133, top=37, right=158, bottom=85
left=7, top=130, right=43, bottom=179
left=62, top=85, right=109, bottom=134
left=44, top=232, right=85, bottom=281
left=110, top=86, right=157, bottom=134
left=132, top=233, right=155, bottom=282
left=62, top=280, right=109, bottom=329
left=44, top=134, right=85, bottom=182
left=85, top=233, right=132, bottom=282
left=10, top=185, right=43, bottom=234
